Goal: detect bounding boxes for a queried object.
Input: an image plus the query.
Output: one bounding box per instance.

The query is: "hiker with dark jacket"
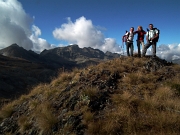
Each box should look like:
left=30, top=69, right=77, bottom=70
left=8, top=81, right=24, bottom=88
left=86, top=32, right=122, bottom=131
left=122, top=27, right=135, bottom=56
left=142, top=24, right=159, bottom=57
left=134, top=26, right=146, bottom=57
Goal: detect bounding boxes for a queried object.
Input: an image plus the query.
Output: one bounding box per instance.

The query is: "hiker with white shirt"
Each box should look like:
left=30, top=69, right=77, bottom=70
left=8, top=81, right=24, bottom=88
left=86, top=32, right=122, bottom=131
left=122, top=27, right=135, bottom=56
left=142, top=24, right=159, bottom=57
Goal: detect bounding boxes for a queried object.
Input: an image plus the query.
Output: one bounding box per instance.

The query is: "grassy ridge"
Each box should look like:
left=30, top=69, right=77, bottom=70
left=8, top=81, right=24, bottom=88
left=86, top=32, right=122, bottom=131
left=0, top=57, right=180, bottom=135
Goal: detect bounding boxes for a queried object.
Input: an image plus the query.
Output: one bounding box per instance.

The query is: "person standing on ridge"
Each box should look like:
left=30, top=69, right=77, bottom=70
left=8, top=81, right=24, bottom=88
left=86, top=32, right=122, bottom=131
left=122, top=27, right=135, bottom=56
left=142, top=24, right=159, bottom=58
left=134, top=26, right=146, bottom=57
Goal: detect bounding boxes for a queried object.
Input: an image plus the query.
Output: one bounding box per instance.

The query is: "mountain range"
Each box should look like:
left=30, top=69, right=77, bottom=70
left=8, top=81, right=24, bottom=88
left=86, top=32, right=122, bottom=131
left=0, top=44, right=120, bottom=101
left=0, top=44, right=120, bottom=69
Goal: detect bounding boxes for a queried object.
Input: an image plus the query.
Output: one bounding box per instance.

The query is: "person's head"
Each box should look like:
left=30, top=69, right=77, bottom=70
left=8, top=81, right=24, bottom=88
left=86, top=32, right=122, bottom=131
left=149, top=24, right=154, bottom=30
left=137, top=26, right=143, bottom=31
left=130, top=27, right=134, bottom=32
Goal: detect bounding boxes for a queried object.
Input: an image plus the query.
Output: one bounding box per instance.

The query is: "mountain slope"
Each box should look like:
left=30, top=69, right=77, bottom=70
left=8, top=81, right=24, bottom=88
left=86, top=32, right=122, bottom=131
left=0, top=57, right=180, bottom=135
left=0, top=44, right=40, bottom=62
left=0, top=54, right=57, bottom=100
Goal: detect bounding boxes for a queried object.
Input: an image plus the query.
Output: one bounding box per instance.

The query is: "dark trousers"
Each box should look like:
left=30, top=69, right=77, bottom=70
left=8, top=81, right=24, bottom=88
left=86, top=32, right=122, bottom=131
left=126, top=42, right=133, bottom=56
left=142, top=41, right=157, bottom=57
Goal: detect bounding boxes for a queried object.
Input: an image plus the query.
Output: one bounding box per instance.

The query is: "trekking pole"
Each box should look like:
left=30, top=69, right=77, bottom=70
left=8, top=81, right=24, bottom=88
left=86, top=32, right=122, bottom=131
left=122, top=41, right=124, bottom=55
left=122, top=38, right=124, bottom=55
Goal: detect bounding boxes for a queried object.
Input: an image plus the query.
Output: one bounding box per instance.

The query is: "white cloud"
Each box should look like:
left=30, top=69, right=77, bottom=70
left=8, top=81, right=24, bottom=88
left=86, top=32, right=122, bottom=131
left=53, top=16, right=121, bottom=53
left=32, top=25, right=41, bottom=37
left=0, top=0, right=33, bottom=50
left=144, top=43, right=180, bottom=61
left=156, top=44, right=180, bottom=61
left=0, top=0, right=54, bottom=52
left=30, top=25, right=55, bottom=52
left=172, top=55, right=180, bottom=60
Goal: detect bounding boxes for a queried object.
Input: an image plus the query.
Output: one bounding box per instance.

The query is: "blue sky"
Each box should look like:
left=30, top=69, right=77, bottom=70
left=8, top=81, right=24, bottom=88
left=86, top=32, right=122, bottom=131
left=18, top=0, right=180, bottom=45
left=0, top=0, right=180, bottom=60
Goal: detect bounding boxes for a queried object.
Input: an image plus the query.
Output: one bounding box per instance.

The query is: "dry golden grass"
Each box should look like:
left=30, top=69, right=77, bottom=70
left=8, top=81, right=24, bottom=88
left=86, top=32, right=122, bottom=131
left=18, top=115, right=31, bottom=133
left=86, top=104, right=131, bottom=135
left=97, top=61, right=111, bottom=71
left=34, top=102, right=58, bottom=134
left=96, top=58, right=124, bottom=73
left=82, top=111, right=94, bottom=125
left=29, top=99, right=39, bottom=110
left=71, top=72, right=81, bottom=84
left=75, top=94, right=90, bottom=111
left=173, top=64, right=180, bottom=72
left=75, top=103, right=89, bottom=113
left=51, top=71, right=73, bottom=87
left=122, top=73, right=138, bottom=85
left=4, top=133, right=13, bottom=135
left=133, top=57, right=145, bottom=67
left=154, top=87, right=173, bottom=100
left=82, top=87, right=99, bottom=99
left=28, top=83, right=47, bottom=97
left=0, top=103, right=14, bottom=121
left=44, top=88, right=59, bottom=99
left=86, top=120, right=104, bottom=135
left=105, top=82, right=180, bottom=134
left=1, top=57, right=180, bottom=134
left=165, top=76, right=180, bottom=95
left=61, top=124, right=74, bottom=134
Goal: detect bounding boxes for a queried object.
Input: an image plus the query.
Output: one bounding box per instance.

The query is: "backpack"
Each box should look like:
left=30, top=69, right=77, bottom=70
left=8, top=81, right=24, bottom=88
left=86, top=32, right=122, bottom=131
left=125, top=30, right=134, bottom=42
left=153, top=28, right=160, bottom=42
left=147, top=28, right=160, bottom=42
left=122, top=31, right=129, bottom=42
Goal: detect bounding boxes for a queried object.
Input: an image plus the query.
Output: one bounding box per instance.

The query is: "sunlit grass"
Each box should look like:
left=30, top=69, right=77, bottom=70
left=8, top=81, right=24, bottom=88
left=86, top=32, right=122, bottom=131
left=0, top=103, right=14, bottom=121
left=34, top=102, right=58, bottom=134
left=18, top=115, right=31, bottom=133
left=1, top=57, right=180, bottom=134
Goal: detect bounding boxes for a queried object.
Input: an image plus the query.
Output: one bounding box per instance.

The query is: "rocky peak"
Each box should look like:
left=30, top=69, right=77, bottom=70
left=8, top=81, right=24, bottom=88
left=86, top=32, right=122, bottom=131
left=0, top=44, right=39, bottom=62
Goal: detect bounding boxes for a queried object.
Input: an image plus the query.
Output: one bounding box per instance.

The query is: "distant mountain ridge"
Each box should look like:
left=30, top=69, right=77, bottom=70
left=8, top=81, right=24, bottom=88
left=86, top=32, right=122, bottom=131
left=0, top=44, right=120, bottom=101
left=0, top=44, right=40, bottom=62
left=0, top=44, right=121, bottom=69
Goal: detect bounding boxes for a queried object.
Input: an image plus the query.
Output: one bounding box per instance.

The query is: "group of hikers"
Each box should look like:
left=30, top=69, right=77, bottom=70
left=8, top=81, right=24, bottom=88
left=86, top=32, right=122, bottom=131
left=122, top=24, right=159, bottom=58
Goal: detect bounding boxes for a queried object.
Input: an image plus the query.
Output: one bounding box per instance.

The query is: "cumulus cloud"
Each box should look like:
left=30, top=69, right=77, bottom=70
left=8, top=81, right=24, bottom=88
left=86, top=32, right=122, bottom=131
left=30, top=25, right=55, bottom=53
left=157, top=44, right=180, bottom=61
left=0, top=0, right=53, bottom=52
left=53, top=16, right=121, bottom=53
left=142, top=43, right=180, bottom=61
left=0, top=0, right=33, bottom=50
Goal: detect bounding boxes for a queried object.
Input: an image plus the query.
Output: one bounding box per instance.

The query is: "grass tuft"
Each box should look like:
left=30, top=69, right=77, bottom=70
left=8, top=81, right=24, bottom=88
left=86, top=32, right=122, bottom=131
left=18, top=115, right=31, bottom=133
left=0, top=103, right=14, bottom=121
left=35, top=102, right=58, bottom=134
